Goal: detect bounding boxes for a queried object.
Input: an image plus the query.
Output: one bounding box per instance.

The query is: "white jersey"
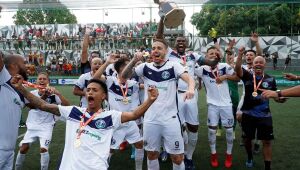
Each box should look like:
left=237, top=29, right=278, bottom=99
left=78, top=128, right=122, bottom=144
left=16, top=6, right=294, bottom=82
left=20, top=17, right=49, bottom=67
left=168, top=50, right=203, bottom=91
left=58, top=105, right=122, bottom=170
left=26, top=90, right=62, bottom=130
left=75, top=72, right=93, bottom=107
left=105, top=64, right=117, bottom=77
left=106, top=76, right=140, bottom=112
left=0, top=66, right=27, bottom=150
left=195, top=63, right=234, bottom=106
left=134, top=61, right=185, bottom=125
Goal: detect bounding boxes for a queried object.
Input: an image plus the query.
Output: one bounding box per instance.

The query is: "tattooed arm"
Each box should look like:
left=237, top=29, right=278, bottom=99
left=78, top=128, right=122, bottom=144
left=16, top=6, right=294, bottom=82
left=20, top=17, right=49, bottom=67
left=121, top=52, right=143, bottom=79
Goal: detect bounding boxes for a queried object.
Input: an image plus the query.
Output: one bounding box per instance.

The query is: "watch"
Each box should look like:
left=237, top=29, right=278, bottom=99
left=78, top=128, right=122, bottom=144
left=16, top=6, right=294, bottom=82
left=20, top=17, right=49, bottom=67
left=276, top=90, right=282, bottom=98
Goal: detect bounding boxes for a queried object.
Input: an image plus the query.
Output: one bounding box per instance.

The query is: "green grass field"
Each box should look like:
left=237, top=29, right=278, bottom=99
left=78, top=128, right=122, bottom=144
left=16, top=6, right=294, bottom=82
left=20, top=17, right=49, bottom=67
left=16, top=86, right=300, bottom=170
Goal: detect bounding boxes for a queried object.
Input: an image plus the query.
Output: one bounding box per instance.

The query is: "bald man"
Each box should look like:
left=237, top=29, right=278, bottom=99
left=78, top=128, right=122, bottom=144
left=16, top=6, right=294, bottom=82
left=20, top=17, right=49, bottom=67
left=73, top=57, right=103, bottom=107
left=0, top=52, right=29, bottom=170
left=235, top=48, right=285, bottom=170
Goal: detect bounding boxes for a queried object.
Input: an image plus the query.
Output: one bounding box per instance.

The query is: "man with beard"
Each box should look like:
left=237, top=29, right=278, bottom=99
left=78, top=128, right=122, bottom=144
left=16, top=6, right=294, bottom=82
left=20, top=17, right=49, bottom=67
left=0, top=51, right=29, bottom=169
left=121, top=39, right=195, bottom=170
left=235, top=47, right=285, bottom=170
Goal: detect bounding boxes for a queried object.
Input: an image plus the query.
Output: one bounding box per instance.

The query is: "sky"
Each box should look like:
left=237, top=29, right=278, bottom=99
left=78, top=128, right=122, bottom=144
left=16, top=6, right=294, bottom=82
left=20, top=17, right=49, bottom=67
left=0, top=5, right=201, bottom=35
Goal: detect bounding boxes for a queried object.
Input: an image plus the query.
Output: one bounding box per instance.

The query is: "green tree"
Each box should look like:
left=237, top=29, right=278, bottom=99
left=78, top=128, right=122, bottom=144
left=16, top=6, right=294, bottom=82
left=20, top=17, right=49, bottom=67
left=191, top=2, right=300, bottom=36
left=13, top=7, right=77, bottom=25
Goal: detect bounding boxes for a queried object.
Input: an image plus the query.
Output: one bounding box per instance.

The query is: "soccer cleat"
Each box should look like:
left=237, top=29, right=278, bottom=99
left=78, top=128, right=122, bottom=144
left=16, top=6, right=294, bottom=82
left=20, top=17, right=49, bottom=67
left=246, top=159, right=254, bottom=168
left=119, top=141, right=128, bottom=151
left=210, top=153, right=219, bottom=167
left=19, top=124, right=26, bottom=128
left=253, top=143, right=260, bottom=154
left=184, top=157, right=196, bottom=170
left=160, top=151, right=168, bottom=162
left=225, top=153, right=232, bottom=168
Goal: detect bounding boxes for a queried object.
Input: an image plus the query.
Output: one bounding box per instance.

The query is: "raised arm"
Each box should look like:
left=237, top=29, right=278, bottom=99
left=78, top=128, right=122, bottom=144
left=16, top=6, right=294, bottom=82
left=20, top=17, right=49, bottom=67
left=235, top=46, right=245, bottom=78
left=154, top=16, right=165, bottom=40
left=81, top=27, right=91, bottom=64
left=121, top=86, right=158, bottom=123
left=251, top=32, right=262, bottom=56
left=11, top=75, right=60, bottom=116
left=93, top=54, right=117, bottom=81
left=51, top=87, right=70, bottom=106
left=121, top=52, right=143, bottom=79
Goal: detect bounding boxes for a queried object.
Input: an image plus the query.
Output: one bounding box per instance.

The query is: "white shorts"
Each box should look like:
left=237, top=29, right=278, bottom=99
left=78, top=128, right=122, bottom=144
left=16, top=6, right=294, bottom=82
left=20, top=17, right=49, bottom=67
left=110, top=121, right=142, bottom=149
left=143, top=118, right=184, bottom=155
left=20, top=127, right=53, bottom=149
left=207, top=104, right=234, bottom=127
left=0, top=150, right=14, bottom=170
left=177, top=91, right=199, bottom=126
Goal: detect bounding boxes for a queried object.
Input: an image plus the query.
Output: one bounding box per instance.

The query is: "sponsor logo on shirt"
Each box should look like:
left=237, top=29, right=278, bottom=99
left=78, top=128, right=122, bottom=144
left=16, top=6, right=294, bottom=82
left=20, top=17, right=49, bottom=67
left=13, top=98, right=21, bottom=106
left=76, top=129, right=102, bottom=141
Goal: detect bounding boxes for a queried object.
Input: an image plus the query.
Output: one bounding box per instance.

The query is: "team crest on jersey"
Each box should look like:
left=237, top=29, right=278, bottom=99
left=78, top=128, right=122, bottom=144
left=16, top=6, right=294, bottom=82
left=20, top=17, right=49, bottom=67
left=46, top=98, right=52, bottom=103
left=161, top=71, right=170, bottom=79
left=95, top=119, right=106, bottom=129
left=262, top=82, right=269, bottom=88
left=127, top=89, right=132, bottom=95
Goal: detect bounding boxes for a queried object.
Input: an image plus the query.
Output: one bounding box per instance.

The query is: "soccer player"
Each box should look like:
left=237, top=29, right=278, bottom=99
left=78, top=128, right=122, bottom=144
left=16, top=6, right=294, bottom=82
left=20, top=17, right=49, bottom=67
left=11, top=76, right=158, bottom=170
left=93, top=56, right=144, bottom=170
left=0, top=52, right=28, bottom=170
left=235, top=47, right=285, bottom=170
left=81, top=27, right=102, bottom=74
left=15, top=72, right=70, bottom=170
left=167, top=36, right=204, bottom=169
left=73, top=58, right=103, bottom=107
left=194, top=46, right=239, bottom=168
left=121, top=39, right=195, bottom=170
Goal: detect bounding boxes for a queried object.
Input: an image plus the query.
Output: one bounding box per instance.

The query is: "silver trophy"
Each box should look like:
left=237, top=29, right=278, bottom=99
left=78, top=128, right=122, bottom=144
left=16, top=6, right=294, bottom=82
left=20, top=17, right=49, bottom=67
left=154, top=0, right=186, bottom=28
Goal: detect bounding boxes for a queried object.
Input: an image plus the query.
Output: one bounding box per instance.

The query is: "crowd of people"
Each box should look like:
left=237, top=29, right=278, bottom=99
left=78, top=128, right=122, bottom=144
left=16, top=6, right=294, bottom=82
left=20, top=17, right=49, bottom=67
left=1, top=14, right=300, bottom=170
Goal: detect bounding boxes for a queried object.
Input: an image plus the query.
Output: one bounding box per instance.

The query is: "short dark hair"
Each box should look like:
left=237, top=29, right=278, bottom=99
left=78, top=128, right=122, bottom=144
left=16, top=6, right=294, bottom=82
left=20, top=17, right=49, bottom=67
left=91, top=51, right=100, bottom=57
left=245, top=49, right=256, bottom=56
left=114, top=58, right=130, bottom=74
left=87, top=79, right=108, bottom=94
left=37, top=72, right=49, bottom=80
left=207, top=46, right=217, bottom=53
left=153, top=38, right=168, bottom=48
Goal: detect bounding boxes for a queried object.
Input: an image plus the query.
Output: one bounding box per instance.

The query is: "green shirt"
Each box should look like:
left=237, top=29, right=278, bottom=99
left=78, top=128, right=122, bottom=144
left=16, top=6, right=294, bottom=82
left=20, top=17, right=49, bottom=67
left=228, top=80, right=239, bottom=107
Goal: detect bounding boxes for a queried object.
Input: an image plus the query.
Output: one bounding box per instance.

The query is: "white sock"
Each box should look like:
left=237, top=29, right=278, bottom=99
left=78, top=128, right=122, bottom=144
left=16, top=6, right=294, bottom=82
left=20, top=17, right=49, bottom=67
left=225, top=128, right=234, bottom=154
left=135, top=148, right=144, bottom=170
left=208, top=128, right=217, bottom=154
left=147, top=159, right=159, bottom=170
left=182, top=130, right=188, bottom=145
left=15, top=152, right=26, bottom=170
left=108, top=152, right=113, bottom=163
left=186, top=131, right=198, bottom=160
left=173, top=161, right=185, bottom=170
left=40, top=152, right=50, bottom=170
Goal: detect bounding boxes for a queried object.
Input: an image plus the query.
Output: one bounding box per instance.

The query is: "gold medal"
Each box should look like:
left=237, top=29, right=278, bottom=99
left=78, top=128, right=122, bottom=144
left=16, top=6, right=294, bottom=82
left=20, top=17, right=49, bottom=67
left=122, top=98, right=129, bottom=105
left=74, top=139, right=81, bottom=148
left=252, top=92, right=258, bottom=97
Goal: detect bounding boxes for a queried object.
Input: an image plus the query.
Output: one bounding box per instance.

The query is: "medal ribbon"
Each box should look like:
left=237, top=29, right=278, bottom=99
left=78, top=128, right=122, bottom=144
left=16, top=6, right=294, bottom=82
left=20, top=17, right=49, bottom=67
left=23, top=81, right=46, bottom=89
left=181, top=55, right=187, bottom=66
left=253, top=74, right=264, bottom=92
left=76, top=109, right=102, bottom=140
left=118, top=79, right=128, bottom=100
